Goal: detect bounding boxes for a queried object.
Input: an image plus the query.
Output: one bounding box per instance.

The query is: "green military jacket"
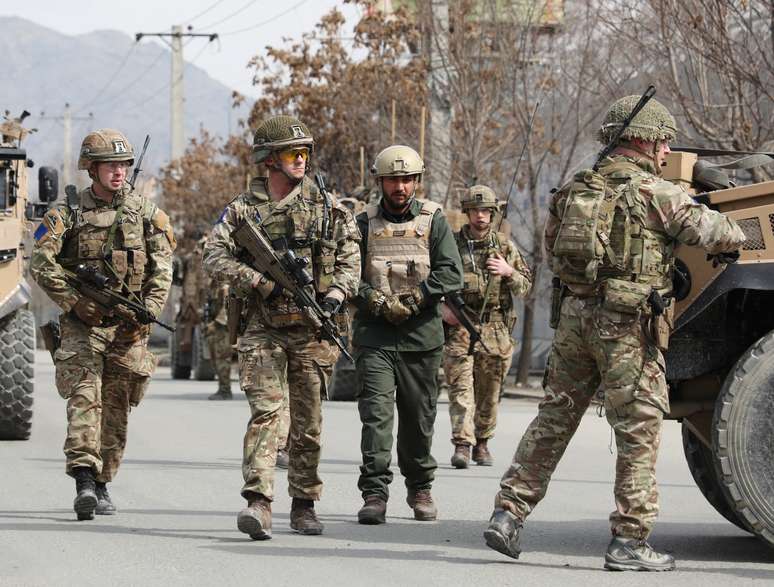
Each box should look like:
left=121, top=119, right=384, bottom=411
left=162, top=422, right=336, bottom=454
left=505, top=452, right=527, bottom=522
left=353, top=197, right=463, bottom=351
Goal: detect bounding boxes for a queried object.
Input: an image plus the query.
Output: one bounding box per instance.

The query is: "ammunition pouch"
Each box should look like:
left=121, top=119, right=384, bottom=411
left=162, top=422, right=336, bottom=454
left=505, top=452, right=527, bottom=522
left=227, top=294, right=243, bottom=346
left=600, top=278, right=651, bottom=315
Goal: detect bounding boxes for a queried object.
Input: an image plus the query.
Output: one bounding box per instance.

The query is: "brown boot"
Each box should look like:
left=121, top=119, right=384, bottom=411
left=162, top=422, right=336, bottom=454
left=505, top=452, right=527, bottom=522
left=473, top=438, right=493, bottom=466
left=237, top=492, right=272, bottom=540
left=451, top=444, right=471, bottom=469
left=358, top=495, right=387, bottom=525
left=406, top=489, right=437, bottom=521
left=290, top=498, right=323, bottom=535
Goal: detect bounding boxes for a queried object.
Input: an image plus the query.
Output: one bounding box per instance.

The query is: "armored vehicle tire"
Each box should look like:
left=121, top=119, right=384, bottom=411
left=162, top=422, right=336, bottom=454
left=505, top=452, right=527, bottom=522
left=169, top=328, right=191, bottom=380
left=192, top=326, right=215, bottom=381
left=713, top=330, right=774, bottom=547
left=681, top=424, right=749, bottom=532
left=328, top=362, right=357, bottom=401
left=0, top=309, right=34, bottom=440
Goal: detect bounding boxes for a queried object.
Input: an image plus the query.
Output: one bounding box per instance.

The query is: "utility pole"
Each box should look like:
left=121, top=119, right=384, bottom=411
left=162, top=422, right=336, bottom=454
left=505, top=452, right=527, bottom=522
left=40, top=104, right=93, bottom=187
left=425, top=0, right=453, bottom=205
left=135, top=27, right=218, bottom=161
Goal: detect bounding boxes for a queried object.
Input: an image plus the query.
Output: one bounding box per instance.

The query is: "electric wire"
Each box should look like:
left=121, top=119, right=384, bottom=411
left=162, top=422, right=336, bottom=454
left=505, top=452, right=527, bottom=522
left=72, top=43, right=139, bottom=116
left=198, top=0, right=259, bottom=30
left=181, top=0, right=229, bottom=26
left=220, top=0, right=310, bottom=36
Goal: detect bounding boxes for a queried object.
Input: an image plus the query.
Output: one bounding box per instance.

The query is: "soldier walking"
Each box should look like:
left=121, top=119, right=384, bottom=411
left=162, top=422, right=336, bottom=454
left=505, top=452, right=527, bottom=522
left=353, top=145, right=463, bottom=524
left=483, top=95, right=746, bottom=570
left=203, top=116, right=360, bottom=539
left=30, top=129, right=175, bottom=520
left=443, top=186, right=531, bottom=469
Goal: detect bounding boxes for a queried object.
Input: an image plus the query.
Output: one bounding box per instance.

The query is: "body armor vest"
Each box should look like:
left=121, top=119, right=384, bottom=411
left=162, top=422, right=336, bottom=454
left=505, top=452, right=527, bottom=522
left=364, top=200, right=441, bottom=295
left=250, top=178, right=337, bottom=328
left=60, top=188, right=149, bottom=294
left=553, top=161, right=675, bottom=293
left=457, top=228, right=512, bottom=317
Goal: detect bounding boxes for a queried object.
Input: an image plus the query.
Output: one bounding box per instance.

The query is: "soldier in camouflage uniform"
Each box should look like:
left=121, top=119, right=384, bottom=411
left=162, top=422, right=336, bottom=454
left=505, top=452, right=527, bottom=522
left=202, top=269, right=233, bottom=400
left=30, top=129, right=175, bottom=520
left=443, top=186, right=532, bottom=469
left=353, top=145, right=463, bottom=525
left=484, top=96, right=746, bottom=571
left=203, top=115, right=360, bottom=539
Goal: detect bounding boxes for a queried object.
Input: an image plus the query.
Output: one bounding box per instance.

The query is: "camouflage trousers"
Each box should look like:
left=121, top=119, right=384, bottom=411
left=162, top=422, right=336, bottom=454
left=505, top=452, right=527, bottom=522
left=495, top=296, right=667, bottom=540
left=53, top=313, right=156, bottom=482
left=444, top=322, right=513, bottom=446
left=238, top=317, right=338, bottom=501
left=205, top=320, right=233, bottom=393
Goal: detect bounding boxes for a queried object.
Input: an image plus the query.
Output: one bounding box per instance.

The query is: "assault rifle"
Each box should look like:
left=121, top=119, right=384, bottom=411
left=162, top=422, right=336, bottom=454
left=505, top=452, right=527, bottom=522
left=445, top=292, right=493, bottom=356
left=64, top=264, right=174, bottom=331
left=231, top=218, right=353, bottom=362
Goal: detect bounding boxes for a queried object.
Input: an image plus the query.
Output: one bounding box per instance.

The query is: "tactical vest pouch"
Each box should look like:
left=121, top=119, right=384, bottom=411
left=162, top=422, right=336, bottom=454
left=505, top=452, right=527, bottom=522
left=227, top=294, right=243, bottom=346
left=128, top=249, right=147, bottom=291
left=600, top=278, right=651, bottom=315
left=313, top=239, right=337, bottom=293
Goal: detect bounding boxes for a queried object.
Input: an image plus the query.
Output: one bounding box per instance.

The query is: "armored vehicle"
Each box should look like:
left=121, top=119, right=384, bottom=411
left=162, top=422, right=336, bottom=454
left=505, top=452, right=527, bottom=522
left=663, top=150, right=774, bottom=547
left=0, top=112, right=58, bottom=440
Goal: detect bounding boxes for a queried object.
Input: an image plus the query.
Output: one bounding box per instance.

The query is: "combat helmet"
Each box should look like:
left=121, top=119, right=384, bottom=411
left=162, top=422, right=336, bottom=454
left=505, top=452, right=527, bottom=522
left=78, top=129, right=134, bottom=170
left=371, top=145, right=425, bottom=179
left=461, top=185, right=499, bottom=211
left=597, top=95, right=677, bottom=144
left=252, top=115, right=314, bottom=163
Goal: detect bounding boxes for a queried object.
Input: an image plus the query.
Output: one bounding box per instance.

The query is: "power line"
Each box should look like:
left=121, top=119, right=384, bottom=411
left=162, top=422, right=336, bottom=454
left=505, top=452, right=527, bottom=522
left=220, top=0, right=310, bottom=36
left=88, top=49, right=168, bottom=110
left=198, top=0, right=259, bottom=30
left=72, top=43, right=139, bottom=116
left=182, top=0, right=229, bottom=25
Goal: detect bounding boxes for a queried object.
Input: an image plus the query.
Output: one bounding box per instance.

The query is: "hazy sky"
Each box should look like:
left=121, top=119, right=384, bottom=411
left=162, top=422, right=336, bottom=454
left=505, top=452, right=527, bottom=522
left=3, top=0, right=361, bottom=97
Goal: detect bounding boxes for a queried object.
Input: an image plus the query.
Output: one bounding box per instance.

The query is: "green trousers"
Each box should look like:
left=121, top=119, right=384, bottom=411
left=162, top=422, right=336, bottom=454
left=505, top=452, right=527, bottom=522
left=356, top=346, right=443, bottom=501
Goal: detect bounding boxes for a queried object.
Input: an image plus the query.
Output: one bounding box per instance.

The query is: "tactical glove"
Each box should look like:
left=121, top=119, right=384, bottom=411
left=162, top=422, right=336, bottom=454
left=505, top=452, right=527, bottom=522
left=72, top=298, right=106, bottom=327
left=134, top=307, right=155, bottom=325
left=399, top=286, right=426, bottom=317
left=365, top=289, right=387, bottom=317
left=253, top=274, right=284, bottom=302
left=707, top=250, right=741, bottom=268
left=382, top=295, right=412, bottom=325
left=320, top=296, right=341, bottom=319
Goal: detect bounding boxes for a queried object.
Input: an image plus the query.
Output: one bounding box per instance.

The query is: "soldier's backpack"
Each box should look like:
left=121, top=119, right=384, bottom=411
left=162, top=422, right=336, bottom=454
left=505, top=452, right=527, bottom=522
left=551, top=161, right=642, bottom=285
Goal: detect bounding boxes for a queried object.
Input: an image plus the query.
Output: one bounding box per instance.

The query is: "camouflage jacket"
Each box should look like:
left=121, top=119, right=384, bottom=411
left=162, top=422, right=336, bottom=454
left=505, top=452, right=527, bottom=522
left=545, top=154, right=746, bottom=295
left=30, top=185, right=175, bottom=318
left=456, top=224, right=532, bottom=317
left=202, top=175, right=361, bottom=328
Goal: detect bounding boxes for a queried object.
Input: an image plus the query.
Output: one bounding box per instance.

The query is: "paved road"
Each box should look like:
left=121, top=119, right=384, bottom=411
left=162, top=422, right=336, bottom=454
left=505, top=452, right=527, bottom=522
left=1, top=351, right=773, bottom=586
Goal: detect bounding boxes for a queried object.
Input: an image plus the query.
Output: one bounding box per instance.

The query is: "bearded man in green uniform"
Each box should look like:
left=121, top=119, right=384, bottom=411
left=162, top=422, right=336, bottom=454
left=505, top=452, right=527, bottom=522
left=483, top=96, right=746, bottom=570
left=443, top=186, right=532, bottom=469
left=203, top=115, right=360, bottom=539
left=30, top=129, right=175, bottom=520
left=353, top=145, right=463, bottom=525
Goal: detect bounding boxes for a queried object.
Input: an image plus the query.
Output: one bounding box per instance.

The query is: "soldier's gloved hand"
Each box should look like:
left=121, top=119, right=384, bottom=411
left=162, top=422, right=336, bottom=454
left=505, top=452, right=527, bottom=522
left=252, top=274, right=284, bottom=302
left=365, top=289, right=387, bottom=317
left=382, top=295, right=412, bottom=325
left=320, top=296, right=341, bottom=319
left=398, top=286, right=426, bottom=317
left=134, top=308, right=155, bottom=325
left=707, top=250, right=741, bottom=268
left=72, top=298, right=106, bottom=327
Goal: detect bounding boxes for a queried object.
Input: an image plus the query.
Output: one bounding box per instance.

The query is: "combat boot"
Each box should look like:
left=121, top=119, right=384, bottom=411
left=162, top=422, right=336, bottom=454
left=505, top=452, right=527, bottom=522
left=290, top=498, right=324, bottom=535
left=473, top=438, right=493, bottom=466
left=276, top=448, right=289, bottom=469
left=604, top=536, right=676, bottom=572
left=208, top=389, right=232, bottom=400
left=357, top=495, right=387, bottom=525
left=406, top=489, right=437, bottom=521
left=451, top=444, right=471, bottom=469
left=484, top=508, right=522, bottom=559
left=95, top=482, right=116, bottom=515
left=237, top=492, right=272, bottom=540
left=72, top=466, right=97, bottom=521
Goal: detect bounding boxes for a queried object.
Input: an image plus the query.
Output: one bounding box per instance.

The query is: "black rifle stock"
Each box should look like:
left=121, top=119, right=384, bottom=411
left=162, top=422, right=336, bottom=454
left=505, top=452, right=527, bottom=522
left=445, top=292, right=493, bottom=355
left=231, top=219, right=353, bottom=362
left=64, top=264, right=174, bottom=331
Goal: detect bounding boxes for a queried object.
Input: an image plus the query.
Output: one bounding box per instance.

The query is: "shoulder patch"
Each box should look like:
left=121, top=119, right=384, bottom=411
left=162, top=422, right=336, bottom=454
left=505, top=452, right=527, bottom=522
left=36, top=209, right=67, bottom=243
left=152, top=208, right=177, bottom=250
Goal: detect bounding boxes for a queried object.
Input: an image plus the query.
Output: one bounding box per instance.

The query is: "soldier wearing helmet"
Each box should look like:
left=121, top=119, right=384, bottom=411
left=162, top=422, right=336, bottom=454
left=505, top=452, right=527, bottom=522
left=352, top=145, right=463, bottom=525
left=30, top=129, right=175, bottom=521
left=485, top=94, right=746, bottom=571
left=442, top=185, right=531, bottom=470
left=203, top=115, right=361, bottom=539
